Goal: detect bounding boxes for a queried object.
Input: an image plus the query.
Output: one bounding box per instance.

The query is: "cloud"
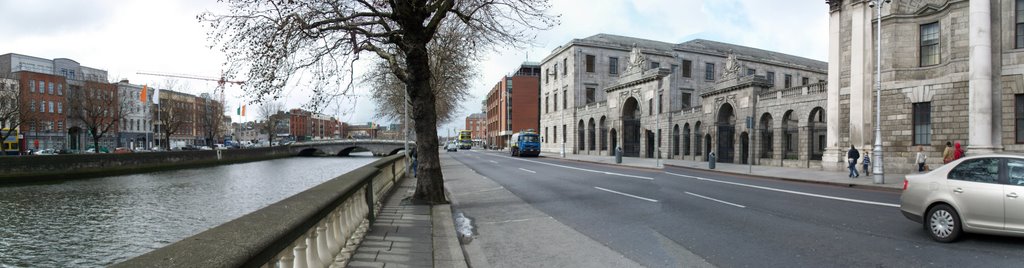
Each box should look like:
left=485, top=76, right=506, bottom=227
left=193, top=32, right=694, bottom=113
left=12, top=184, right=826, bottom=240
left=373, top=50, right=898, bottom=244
left=0, top=0, right=114, bottom=37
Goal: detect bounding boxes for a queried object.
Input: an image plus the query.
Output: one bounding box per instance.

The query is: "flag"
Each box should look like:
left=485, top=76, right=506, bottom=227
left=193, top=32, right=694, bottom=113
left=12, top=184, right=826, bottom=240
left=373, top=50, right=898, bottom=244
left=153, top=87, right=160, bottom=104
left=237, top=106, right=241, bottom=115
left=140, top=85, right=148, bottom=102
left=242, top=105, right=246, bottom=117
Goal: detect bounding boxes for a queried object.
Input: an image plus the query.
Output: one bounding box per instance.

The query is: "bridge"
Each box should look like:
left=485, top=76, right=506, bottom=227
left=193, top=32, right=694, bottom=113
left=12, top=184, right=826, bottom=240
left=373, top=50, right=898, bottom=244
left=289, top=139, right=413, bottom=156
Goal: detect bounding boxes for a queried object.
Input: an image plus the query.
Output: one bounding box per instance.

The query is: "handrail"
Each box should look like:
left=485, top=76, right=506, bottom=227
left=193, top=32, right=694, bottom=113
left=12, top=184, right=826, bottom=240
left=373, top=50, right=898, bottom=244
left=113, top=154, right=408, bottom=267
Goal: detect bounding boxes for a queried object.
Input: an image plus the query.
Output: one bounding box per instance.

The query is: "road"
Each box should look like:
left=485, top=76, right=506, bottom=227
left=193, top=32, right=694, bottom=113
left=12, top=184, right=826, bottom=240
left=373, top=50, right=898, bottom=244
left=446, top=150, right=1024, bottom=267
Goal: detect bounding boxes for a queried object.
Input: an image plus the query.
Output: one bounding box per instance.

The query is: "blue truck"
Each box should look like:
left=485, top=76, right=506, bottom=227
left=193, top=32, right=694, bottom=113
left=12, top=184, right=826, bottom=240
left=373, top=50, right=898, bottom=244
left=510, top=130, right=540, bottom=157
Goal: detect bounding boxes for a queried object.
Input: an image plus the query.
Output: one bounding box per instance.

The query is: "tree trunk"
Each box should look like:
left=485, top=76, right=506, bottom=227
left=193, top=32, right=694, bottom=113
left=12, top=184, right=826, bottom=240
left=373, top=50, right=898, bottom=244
left=406, top=36, right=447, bottom=205
left=92, top=130, right=101, bottom=153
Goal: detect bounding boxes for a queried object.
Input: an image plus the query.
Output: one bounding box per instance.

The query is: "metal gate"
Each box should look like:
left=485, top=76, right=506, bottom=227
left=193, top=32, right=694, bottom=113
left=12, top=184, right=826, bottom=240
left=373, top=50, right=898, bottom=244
left=623, top=119, right=640, bottom=157
left=717, top=123, right=735, bottom=163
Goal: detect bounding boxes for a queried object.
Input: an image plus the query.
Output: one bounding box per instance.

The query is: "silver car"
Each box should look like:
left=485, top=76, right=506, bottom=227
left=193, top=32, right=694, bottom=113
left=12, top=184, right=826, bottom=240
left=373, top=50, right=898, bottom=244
left=900, top=154, right=1024, bottom=242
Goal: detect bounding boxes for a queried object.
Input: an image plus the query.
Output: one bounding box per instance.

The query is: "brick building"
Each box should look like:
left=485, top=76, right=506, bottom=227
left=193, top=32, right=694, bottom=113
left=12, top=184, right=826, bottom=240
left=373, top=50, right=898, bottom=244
left=289, top=108, right=340, bottom=141
left=485, top=62, right=541, bottom=149
left=465, top=113, right=486, bottom=146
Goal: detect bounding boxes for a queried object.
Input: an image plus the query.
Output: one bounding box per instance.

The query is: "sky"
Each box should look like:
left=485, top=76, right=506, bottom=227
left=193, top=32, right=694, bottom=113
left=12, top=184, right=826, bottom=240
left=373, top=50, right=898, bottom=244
left=0, top=0, right=828, bottom=136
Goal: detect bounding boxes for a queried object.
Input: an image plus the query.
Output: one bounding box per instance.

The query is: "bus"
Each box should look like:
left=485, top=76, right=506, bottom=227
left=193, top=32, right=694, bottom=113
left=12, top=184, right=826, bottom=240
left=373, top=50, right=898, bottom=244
left=2, top=128, right=19, bottom=155
left=458, top=130, right=472, bottom=149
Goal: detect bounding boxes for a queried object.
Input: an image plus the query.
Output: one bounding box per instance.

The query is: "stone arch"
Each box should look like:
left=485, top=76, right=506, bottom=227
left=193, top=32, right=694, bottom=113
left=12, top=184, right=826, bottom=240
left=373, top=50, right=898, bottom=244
left=782, top=110, right=798, bottom=160
left=759, top=112, right=774, bottom=159
left=672, top=124, right=680, bottom=156
left=683, top=123, right=691, bottom=156
left=808, top=107, right=826, bottom=161
left=599, top=116, right=608, bottom=151
left=588, top=118, right=596, bottom=151
left=610, top=128, right=618, bottom=153
left=577, top=119, right=586, bottom=151
left=716, top=103, right=736, bottom=163
left=740, top=132, right=749, bottom=164
left=694, top=121, right=703, bottom=157
left=621, top=97, right=641, bottom=157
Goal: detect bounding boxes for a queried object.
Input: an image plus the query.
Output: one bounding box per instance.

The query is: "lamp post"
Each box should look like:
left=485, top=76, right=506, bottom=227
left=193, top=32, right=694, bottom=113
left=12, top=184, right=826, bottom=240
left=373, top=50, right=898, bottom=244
left=870, top=0, right=889, bottom=184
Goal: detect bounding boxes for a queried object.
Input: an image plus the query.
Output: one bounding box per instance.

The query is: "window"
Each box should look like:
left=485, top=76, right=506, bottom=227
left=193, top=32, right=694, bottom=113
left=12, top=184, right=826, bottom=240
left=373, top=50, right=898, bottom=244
left=658, top=93, right=663, bottom=113
left=681, top=92, right=692, bottom=109
left=1017, top=94, right=1024, bottom=143
left=585, top=55, right=595, bottom=73
left=648, top=98, right=653, bottom=115
left=563, top=125, right=567, bottom=143
left=29, top=80, right=35, bottom=92
left=1018, top=0, right=1024, bottom=48
left=586, top=87, right=596, bottom=104
left=58, top=84, right=62, bottom=95
left=747, top=68, right=755, bottom=76
left=544, top=68, right=549, bottom=83
left=30, top=100, right=35, bottom=112
left=563, top=58, right=568, bottom=75
left=563, top=89, right=567, bottom=109
left=609, top=57, right=619, bottom=75
left=553, top=63, right=558, bottom=80
left=650, top=61, right=660, bottom=70
left=920, top=22, right=940, bottom=66
left=802, top=77, right=809, bottom=85
left=553, top=93, right=558, bottom=111
left=682, top=60, right=692, bottom=78
left=49, top=102, right=53, bottom=113
left=545, top=127, right=549, bottom=143
left=767, top=71, right=775, bottom=85
left=784, top=74, right=792, bottom=88
left=948, top=158, right=1000, bottom=184
left=913, top=102, right=932, bottom=145
left=57, top=102, right=62, bottom=114
left=48, top=82, right=53, bottom=94
left=545, top=96, right=549, bottom=113
left=705, top=63, right=715, bottom=80
left=38, top=81, right=44, bottom=93
left=1008, top=159, right=1024, bottom=185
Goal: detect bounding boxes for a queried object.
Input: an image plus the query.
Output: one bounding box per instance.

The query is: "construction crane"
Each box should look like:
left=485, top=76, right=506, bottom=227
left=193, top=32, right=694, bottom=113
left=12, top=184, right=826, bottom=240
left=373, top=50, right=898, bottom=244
left=135, top=71, right=245, bottom=108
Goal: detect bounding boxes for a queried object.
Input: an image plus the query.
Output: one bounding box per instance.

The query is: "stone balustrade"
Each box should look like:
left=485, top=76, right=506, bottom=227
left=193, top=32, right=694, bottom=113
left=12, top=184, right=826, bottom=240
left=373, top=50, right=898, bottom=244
left=112, top=154, right=409, bottom=268
left=757, top=82, right=828, bottom=102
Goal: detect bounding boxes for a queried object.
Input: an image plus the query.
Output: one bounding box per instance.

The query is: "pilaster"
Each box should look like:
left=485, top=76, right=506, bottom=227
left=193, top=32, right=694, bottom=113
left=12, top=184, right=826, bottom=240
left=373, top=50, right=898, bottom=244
left=968, top=0, right=996, bottom=154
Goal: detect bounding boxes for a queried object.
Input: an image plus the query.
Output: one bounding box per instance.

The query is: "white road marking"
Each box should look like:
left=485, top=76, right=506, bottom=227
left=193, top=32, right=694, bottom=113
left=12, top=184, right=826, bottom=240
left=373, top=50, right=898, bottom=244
left=594, top=187, right=659, bottom=203
left=472, top=151, right=654, bottom=180
left=519, top=168, right=537, bottom=173
left=488, top=160, right=498, bottom=164
left=685, top=192, right=746, bottom=208
left=665, top=172, right=900, bottom=208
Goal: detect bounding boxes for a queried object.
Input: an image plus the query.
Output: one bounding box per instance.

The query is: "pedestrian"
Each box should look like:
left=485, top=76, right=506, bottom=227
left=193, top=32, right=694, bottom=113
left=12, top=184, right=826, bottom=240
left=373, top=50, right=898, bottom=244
left=862, top=151, right=871, bottom=176
left=953, top=141, right=965, bottom=161
left=847, top=145, right=860, bottom=178
left=916, top=145, right=927, bottom=172
left=410, top=146, right=418, bottom=178
left=942, top=141, right=954, bottom=164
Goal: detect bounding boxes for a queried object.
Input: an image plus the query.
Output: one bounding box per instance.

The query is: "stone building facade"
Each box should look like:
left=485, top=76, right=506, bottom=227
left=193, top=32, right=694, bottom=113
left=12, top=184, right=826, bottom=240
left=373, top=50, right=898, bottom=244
left=116, top=80, right=154, bottom=149
left=538, top=34, right=828, bottom=166
left=826, top=0, right=1024, bottom=174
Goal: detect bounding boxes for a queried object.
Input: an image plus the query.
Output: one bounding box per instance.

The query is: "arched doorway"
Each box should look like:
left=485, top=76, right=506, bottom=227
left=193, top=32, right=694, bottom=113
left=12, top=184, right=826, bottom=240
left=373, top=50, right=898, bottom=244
left=759, top=113, right=773, bottom=159
left=68, top=127, right=82, bottom=151
left=683, top=123, right=691, bottom=156
left=704, top=134, right=712, bottom=160
left=716, top=103, right=736, bottom=163
left=694, top=121, right=703, bottom=157
left=621, top=97, right=641, bottom=157
left=610, top=128, right=618, bottom=153
left=672, top=124, right=680, bottom=157
left=782, top=110, right=798, bottom=160
left=740, top=132, right=749, bottom=164
left=599, top=116, right=608, bottom=151
left=646, top=130, right=655, bottom=158
left=808, top=107, right=826, bottom=160
left=577, top=120, right=585, bottom=152
left=588, top=118, right=596, bottom=151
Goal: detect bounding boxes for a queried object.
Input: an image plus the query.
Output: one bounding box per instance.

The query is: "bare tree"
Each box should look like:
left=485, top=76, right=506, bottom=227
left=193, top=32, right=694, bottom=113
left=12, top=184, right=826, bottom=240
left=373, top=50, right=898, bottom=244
left=197, top=96, right=225, bottom=146
left=0, top=76, right=21, bottom=154
left=67, top=81, right=130, bottom=152
left=202, top=0, right=557, bottom=204
left=153, top=80, right=189, bottom=150
left=258, top=101, right=283, bottom=145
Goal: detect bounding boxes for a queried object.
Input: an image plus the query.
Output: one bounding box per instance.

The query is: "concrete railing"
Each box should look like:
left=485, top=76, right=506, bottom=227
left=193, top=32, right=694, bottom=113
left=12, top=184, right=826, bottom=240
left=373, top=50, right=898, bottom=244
left=113, top=154, right=409, bottom=268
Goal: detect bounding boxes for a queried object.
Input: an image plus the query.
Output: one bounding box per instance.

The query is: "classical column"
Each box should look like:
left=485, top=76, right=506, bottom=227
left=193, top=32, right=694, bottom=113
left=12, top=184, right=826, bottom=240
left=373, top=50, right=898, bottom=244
left=824, top=0, right=843, bottom=167
left=968, top=0, right=995, bottom=154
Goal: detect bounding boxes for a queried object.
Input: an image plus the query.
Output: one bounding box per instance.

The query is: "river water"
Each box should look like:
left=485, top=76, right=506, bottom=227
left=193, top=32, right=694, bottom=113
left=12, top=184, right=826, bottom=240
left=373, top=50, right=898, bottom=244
left=0, top=153, right=378, bottom=267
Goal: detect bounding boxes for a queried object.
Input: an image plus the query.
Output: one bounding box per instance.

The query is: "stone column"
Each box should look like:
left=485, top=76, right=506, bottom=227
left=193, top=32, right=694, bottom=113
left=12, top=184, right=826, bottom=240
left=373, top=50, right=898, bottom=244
left=849, top=2, right=872, bottom=148
left=968, top=0, right=995, bottom=154
left=823, top=2, right=843, bottom=168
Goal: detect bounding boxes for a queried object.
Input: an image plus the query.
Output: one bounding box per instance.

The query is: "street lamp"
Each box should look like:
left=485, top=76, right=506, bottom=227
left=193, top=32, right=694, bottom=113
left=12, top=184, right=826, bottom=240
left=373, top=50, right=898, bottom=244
left=870, top=0, right=889, bottom=184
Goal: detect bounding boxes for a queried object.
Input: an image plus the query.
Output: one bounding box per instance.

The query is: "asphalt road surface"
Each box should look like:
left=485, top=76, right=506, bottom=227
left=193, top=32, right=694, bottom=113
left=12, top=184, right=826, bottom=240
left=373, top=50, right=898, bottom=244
left=447, top=150, right=1024, bottom=267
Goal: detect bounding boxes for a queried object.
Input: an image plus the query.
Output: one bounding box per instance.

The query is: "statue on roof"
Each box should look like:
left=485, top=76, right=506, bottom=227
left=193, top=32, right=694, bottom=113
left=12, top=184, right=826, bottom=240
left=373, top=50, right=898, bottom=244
left=722, top=51, right=741, bottom=80
left=625, top=43, right=646, bottom=74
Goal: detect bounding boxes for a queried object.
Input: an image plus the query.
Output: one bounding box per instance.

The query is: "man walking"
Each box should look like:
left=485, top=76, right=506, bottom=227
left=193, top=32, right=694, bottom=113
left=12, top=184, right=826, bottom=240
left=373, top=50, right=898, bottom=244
left=847, top=145, right=860, bottom=178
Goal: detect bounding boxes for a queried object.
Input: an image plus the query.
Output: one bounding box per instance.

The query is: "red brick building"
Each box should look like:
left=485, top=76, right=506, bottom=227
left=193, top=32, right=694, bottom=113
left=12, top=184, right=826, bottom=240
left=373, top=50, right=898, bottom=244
left=15, top=71, right=69, bottom=151
left=289, top=108, right=340, bottom=141
left=465, top=113, right=486, bottom=140
left=485, top=62, right=541, bottom=149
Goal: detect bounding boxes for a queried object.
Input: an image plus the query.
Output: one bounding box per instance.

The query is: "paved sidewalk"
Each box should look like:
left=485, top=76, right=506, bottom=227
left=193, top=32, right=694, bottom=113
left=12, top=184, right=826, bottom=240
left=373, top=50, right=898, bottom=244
left=538, top=151, right=906, bottom=190
left=347, top=173, right=467, bottom=268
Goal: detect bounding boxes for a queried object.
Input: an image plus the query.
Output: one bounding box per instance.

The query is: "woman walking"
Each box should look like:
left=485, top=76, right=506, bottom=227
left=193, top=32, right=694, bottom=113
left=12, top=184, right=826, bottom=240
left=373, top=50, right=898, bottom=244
left=915, top=145, right=927, bottom=172
left=942, top=141, right=954, bottom=164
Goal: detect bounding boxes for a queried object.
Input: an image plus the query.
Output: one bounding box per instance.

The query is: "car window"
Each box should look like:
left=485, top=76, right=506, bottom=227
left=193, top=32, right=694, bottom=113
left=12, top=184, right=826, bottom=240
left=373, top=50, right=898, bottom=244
left=1007, top=159, right=1024, bottom=186
left=947, top=158, right=1000, bottom=184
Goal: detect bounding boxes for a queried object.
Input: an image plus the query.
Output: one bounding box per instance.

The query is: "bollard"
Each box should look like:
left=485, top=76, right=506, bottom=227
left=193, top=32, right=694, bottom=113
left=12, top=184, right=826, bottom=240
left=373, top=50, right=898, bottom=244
left=615, top=146, right=622, bottom=164
left=709, top=152, right=716, bottom=169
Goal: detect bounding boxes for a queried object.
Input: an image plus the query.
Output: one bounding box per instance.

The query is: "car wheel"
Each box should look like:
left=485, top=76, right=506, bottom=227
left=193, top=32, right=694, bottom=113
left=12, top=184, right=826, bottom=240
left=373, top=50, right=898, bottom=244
left=926, top=204, right=962, bottom=243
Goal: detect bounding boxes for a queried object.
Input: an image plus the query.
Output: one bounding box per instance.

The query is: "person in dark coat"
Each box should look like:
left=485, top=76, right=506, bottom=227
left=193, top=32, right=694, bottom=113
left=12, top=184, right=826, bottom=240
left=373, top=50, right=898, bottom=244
left=847, top=145, right=860, bottom=178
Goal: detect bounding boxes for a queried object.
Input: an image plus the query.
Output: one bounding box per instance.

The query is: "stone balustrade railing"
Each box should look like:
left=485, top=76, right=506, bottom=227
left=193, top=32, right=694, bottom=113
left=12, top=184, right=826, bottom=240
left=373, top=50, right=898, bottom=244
left=757, top=82, right=828, bottom=102
left=113, top=154, right=409, bottom=268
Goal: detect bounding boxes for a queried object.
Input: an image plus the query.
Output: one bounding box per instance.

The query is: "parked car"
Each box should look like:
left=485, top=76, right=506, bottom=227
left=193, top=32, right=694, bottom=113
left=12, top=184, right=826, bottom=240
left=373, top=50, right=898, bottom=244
left=900, top=154, right=1024, bottom=242
left=113, top=147, right=133, bottom=154
left=31, top=149, right=57, bottom=155
left=198, top=146, right=213, bottom=150
left=445, top=142, right=458, bottom=152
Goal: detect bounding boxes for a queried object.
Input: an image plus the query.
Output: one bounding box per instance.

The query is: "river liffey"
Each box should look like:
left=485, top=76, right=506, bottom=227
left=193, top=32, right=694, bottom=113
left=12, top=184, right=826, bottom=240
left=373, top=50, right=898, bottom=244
left=0, top=153, right=378, bottom=267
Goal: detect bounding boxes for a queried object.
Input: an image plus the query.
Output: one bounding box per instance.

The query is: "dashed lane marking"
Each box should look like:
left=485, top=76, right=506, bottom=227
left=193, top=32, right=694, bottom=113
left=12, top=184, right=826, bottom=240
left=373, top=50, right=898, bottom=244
left=469, top=151, right=654, bottom=181
left=685, top=191, right=746, bottom=208
left=519, top=168, right=537, bottom=173
left=594, top=187, right=659, bottom=203
left=665, top=172, right=900, bottom=208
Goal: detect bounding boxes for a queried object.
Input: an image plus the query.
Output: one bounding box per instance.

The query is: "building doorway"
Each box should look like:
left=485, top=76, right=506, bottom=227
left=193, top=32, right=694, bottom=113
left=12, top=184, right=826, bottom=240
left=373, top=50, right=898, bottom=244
left=740, top=132, right=749, bottom=164
left=621, top=97, right=641, bottom=157
left=717, top=103, right=736, bottom=163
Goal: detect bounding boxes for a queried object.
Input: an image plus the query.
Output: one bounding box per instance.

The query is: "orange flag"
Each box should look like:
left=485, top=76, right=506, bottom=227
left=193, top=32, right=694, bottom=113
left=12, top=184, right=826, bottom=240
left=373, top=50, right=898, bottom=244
left=140, top=85, right=148, bottom=102
left=241, top=105, right=246, bottom=117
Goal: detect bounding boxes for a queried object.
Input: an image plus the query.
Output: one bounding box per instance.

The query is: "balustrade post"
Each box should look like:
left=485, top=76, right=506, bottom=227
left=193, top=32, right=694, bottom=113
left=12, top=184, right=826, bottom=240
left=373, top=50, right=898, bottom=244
left=316, top=226, right=333, bottom=265
left=327, top=212, right=340, bottom=253
left=279, top=249, right=295, bottom=268
left=305, top=231, right=324, bottom=268
left=292, top=239, right=308, bottom=268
